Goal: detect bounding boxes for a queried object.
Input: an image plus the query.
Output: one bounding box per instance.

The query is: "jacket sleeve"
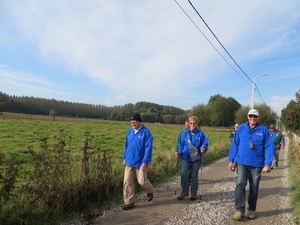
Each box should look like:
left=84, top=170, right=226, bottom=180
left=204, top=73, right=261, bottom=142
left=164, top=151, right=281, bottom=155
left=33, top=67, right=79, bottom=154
left=177, top=130, right=186, bottom=156
left=142, top=129, right=153, bottom=165
left=264, top=129, right=275, bottom=166
left=122, top=130, right=130, bottom=159
left=228, top=129, right=239, bottom=162
left=201, top=133, right=209, bottom=152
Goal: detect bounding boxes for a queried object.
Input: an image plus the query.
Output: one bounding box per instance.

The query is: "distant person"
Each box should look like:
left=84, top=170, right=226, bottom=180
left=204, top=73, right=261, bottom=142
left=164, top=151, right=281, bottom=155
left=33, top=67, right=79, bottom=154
left=177, top=116, right=208, bottom=201
left=229, top=124, right=239, bottom=142
left=122, top=113, right=154, bottom=210
left=175, top=119, right=192, bottom=184
left=228, top=109, right=274, bottom=221
left=269, top=124, right=285, bottom=169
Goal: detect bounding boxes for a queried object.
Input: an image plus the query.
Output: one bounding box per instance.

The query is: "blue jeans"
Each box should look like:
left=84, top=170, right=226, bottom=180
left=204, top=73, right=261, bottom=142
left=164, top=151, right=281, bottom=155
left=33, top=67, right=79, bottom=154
left=235, top=163, right=263, bottom=213
left=180, top=159, right=201, bottom=196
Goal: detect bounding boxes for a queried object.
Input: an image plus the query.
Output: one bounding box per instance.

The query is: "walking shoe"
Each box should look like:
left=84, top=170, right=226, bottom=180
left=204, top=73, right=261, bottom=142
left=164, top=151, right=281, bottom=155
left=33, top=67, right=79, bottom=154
left=122, top=202, right=135, bottom=210
left=147, top=193, right=153, bottom=201
left=246, top=210, right=256, bottom=219
left=233, top=211, right=244, bottom=221
left=190, top=195, right=196, bottom=201
left=177, top=192, right=189, bottom=200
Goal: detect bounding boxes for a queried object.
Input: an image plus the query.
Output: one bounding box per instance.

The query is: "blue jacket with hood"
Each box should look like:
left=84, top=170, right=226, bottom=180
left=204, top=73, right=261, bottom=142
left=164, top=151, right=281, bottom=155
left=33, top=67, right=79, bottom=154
left=123, top=124, right=153, bottom=168
left=177, top=128, right=208, bottom=162
left=228, top=121, right=274, bottom=167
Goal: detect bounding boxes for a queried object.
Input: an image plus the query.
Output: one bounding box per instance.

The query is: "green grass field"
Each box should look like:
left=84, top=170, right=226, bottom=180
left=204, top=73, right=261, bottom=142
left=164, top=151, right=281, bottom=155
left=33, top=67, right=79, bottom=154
left=0, top=116, right=231, bottom=164
left=0, top=115, right=232, bottom=225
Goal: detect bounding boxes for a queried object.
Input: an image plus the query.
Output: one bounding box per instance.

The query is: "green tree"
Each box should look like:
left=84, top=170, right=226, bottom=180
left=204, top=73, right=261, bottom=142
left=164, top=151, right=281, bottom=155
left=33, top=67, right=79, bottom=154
left=190, top=104, right=211, bottom=126
left=163, top=115, right=175, bottom=124
left=207, top=94, right=229, bottom=126
left=283, top=104, right=300, bottom=130
left=235, top=104, right=277, bottom=126
left=140, top=113, right=156, bottom=123
left=175, top=115, right=188, bottom=125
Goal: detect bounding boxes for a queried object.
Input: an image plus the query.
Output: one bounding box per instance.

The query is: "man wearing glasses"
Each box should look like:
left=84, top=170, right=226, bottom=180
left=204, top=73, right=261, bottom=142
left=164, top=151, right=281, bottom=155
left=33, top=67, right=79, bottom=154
left=228, top=109, right=274, bottom=221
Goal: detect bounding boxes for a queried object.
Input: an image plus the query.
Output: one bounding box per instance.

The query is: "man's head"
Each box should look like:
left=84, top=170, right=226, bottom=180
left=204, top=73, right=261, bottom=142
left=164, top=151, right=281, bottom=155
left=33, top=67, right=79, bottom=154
left=247, top=109, right=259, bottom=126
left=270, top=124, right=275, bottom=130
left=130, top=112, right=142, bottom=129
left=234, top=124, right=239, bottom=131
left=184, top=119, right=189, bottom=129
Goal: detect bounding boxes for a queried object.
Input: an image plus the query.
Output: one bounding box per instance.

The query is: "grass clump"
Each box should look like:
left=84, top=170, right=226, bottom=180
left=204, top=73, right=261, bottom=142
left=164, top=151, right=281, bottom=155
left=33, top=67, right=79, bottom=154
left=288, top=133, right=300, bottom=224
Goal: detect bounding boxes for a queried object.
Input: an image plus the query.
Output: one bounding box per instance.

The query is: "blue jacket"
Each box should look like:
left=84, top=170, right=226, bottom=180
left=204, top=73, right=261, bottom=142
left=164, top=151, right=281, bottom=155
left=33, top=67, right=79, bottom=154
left=270, top=129, right=284, bottom=150
left=177, top=128, right=208, bottom=162
left=228, top=122, right=274, bottom=167
left=123, top=124, right=153, bottom=168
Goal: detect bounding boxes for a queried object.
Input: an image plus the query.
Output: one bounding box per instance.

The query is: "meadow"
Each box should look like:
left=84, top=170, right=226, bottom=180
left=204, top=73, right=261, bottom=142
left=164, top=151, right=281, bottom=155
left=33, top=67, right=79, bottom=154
left=0, top=115, right=232, bottom=224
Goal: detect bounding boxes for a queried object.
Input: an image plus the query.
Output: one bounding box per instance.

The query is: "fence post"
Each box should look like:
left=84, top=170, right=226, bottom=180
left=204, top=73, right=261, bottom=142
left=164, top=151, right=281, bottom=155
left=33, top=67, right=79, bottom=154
left=79, top=141, right=89, bottom=180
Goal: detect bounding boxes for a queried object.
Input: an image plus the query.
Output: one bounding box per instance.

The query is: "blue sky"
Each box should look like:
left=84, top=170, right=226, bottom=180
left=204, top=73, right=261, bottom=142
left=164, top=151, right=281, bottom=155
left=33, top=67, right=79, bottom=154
left=0, top=0, right=299, bottom=117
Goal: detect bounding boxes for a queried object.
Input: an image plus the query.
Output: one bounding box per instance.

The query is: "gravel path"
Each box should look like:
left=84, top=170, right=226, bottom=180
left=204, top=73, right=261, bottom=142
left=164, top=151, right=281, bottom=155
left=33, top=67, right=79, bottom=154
left=64, top=133, right=296, bottom=225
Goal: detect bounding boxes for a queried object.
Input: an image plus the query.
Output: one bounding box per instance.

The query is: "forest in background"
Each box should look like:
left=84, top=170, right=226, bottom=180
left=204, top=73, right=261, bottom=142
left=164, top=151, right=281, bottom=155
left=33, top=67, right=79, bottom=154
left=0, top=90, right=299, bottom=132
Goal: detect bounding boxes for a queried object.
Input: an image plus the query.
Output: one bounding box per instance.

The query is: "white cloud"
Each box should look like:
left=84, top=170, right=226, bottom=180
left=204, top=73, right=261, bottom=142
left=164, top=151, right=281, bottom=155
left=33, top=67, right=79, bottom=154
left=269, top=95, right=295, bottom=116
left=0, top=0, right=299, bottom=113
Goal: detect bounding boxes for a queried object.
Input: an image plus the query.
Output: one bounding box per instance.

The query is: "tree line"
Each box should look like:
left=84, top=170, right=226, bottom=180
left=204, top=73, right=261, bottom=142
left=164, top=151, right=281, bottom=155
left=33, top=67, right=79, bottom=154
left=1, top=91, right=299, bottom=130
left=281, top=90, right=300, bottom=132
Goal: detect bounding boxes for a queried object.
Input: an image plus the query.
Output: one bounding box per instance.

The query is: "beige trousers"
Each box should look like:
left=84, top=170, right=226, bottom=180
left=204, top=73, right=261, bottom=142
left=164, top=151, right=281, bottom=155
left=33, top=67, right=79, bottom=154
left=123, top=165, right=154, bottom=205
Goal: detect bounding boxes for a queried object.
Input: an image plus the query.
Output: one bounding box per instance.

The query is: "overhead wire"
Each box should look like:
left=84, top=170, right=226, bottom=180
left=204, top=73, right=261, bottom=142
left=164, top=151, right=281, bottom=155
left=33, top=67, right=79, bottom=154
left=187, top=0, right=267, bottom=106
left=175, top=0, right=268, bottom=106
left=174, top=0, right=252, bottom=86
left=187, top=0, right=253, bottom=84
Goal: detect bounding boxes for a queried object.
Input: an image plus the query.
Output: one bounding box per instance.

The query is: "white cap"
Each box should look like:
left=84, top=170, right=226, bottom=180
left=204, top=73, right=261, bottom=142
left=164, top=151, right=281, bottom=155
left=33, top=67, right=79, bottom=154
left=248, top=109, right=259, bottom=116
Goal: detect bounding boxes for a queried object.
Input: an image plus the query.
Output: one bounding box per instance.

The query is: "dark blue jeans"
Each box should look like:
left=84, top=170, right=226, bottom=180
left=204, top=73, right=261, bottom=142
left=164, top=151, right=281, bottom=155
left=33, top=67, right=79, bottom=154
left=180, top=159, right=201, bottom=196
left=235, top=163, right=263, bottom=213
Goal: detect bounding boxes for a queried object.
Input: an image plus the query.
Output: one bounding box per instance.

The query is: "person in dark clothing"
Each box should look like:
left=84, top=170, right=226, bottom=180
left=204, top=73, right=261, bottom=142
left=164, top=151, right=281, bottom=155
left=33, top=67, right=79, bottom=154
left=269, top=124, right=285, bottom=168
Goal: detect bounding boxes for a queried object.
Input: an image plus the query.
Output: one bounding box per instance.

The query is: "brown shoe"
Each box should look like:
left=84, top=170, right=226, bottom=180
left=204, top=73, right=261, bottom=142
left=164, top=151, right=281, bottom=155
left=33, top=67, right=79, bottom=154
left=246, top=210, right=256, bottom=219
left=177, top=192, right=189, bottom=200
left=233, top=211, right=244, bottom=221
left=122, top=202, right=135, bottom=210
left=147, top=193, right=153, bottom=201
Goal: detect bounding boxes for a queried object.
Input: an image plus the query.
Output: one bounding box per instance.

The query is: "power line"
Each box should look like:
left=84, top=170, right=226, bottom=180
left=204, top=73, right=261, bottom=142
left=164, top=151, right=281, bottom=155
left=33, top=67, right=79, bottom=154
left=174, top=0, right=252, bottom=86
left=175, top=0, right=268, bottom=106
left=254, top=85, right=267, bottom=106
left=187, top=0, right=253, bottom=84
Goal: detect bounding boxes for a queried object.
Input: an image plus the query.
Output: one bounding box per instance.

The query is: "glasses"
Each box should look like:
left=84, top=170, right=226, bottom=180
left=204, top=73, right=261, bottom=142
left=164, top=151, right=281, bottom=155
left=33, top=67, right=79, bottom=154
left=248, top=115, right=258, bottom=118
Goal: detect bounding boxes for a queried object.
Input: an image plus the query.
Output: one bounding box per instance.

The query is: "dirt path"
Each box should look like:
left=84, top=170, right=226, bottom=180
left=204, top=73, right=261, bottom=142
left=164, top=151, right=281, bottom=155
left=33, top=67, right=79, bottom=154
left=90, top=134, right=295, bottom=225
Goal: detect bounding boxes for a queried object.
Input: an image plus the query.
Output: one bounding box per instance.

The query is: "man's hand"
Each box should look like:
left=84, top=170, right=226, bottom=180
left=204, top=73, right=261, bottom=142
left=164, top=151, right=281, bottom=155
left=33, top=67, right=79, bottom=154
left=228, top=162, right=233, bottom=171
left=175, top=152, right=181, bottom=159
left=122, top=160, right=126, bottom=167
left=140, top=163, right=147, bottom=172
left=263, top=165, right=271, bottom=173
left=200, top=146, right=205, bottom=153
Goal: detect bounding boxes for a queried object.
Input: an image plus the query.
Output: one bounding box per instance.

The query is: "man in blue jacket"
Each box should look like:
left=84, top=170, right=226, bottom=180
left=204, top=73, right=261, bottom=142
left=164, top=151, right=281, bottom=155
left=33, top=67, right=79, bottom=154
left=228, top=109, right=274, bottom=221
left=122, top=113, right=154, bottom=210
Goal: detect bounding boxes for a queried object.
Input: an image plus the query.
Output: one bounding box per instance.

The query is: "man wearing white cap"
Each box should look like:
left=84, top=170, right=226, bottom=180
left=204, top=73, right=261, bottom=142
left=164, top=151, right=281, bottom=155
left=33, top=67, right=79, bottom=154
left=228, top=109, right=274, bottom=221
